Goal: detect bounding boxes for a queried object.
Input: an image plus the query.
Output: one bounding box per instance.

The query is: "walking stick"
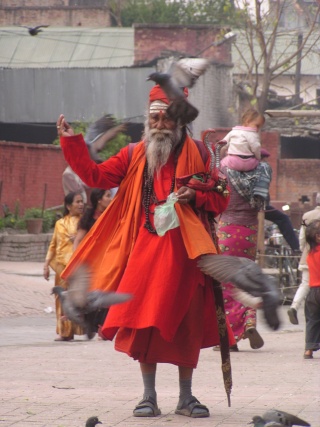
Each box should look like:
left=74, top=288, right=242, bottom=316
left=203, top=130, right=232, bottom=407
left=257, top=209, right=266, bottom=268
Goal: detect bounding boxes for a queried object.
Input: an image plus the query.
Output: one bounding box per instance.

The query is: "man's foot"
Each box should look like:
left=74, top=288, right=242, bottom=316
left=175, top=396, right=210, bottom=418
left=133, top=396, right=161, bottom=417
left=243, top=327, right=264, bottom=349
left=287, top=307, right=299, bottom=325
left=303, top=350, right=313, bottom=359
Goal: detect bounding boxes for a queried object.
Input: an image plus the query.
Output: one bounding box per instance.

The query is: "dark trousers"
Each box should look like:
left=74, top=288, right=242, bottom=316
left=265, top=205, right=300, bottom=251
left=305, top=287, right=320, bottom=351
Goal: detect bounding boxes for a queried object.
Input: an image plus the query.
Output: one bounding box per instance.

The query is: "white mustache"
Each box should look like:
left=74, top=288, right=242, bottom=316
left=148, top=128, right=173, bottom=138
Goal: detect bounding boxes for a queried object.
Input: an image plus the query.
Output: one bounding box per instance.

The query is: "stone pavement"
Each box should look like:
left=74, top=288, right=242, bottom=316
left=0, top=261, right=319, bottom=427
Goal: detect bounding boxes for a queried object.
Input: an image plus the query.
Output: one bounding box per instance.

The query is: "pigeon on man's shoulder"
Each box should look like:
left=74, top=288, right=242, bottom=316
left=147, top=58, right=210, bottom=125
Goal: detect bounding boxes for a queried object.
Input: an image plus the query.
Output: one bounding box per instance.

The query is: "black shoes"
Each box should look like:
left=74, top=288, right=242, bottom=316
left=287, top=307, right=299, bottom=325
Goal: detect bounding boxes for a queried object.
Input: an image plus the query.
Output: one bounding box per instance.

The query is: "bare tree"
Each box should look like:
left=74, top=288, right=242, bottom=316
left=233, top=0, right=320, bottom=112
left=108, top=0, right=127, bottom=26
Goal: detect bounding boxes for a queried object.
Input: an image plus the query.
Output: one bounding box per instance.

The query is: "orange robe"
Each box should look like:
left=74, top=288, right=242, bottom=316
left=60, top=134, right=233, bottom=367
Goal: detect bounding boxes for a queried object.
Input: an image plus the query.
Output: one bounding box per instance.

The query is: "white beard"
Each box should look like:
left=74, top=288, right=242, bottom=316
left=144, top=120, right=182, bottom=176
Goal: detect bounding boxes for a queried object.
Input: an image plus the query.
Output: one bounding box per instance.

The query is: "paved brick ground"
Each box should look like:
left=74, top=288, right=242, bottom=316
left=0, top=261, right=319, bottom=427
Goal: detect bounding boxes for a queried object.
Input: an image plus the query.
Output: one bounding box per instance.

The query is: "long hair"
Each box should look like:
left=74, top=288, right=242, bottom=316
left=305, top=219, right=320, bottom=252
left=78, top=188, right=106, bottom=231
left=63, top=191, right=82, bottom=217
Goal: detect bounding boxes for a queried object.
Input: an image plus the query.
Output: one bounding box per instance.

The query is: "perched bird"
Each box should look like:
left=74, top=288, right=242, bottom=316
left=84, top=114, right=126, bottom=163
left=251, top=416, right=283, bottom=426
left=250, top=409, right=311, bottom=426
left=147, top=57, right=210, bottom=125
left=20, top=25, right=49, bottom=36
left=85, top=416, right=102, bottom=427
left=52, top=264, right=132, bottom=339
left=197, top=254, right=281, bottom=330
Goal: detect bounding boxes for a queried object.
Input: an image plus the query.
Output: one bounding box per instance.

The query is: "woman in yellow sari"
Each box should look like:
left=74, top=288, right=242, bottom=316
left=43, top=191, right=84, bottom=341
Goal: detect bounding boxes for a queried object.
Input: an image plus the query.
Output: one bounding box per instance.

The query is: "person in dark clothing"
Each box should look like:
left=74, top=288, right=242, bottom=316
left=264, top=206, right=300, bottom=252
left=261, top=149, right=300, bottom=253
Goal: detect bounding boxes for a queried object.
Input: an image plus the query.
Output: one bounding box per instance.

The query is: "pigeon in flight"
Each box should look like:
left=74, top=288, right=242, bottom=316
left=147, top=58, right=210, bottom=125
left=52, top=264, right=132, bottom=339
left=20, top=25, right=49, bottom=36
left=84, top=115, right=126, bottom=163
left=198, top=254, right=281, bottom=330
left=85, top=416, right=102, bottom=427
left=250, top=409, right=310, bottom=426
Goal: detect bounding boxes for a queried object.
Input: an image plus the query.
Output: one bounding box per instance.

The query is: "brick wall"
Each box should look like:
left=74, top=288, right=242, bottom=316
left=0, top=0, right=111, bottom=26
left=277, top=159, right=320, bottom=202
left=134, top=24, right=232, bottom=66
left=0, top=233, right=52, bottom=261
left=0, top=141, right=67, bottom=214
left=1, top=135, right=318, bottom=222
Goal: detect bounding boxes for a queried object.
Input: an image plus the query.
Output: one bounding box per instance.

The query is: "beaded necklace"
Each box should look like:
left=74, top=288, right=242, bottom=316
left=142, top=161, right=176, bottom=234
left=142, top=140, right=184, bottom=234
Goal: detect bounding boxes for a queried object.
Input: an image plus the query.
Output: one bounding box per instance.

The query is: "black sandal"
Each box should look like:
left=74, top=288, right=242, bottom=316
left=243, top=327, right=264, bottom=349
left=133, top=396, right=161, bottom=417
left=175, top=395, right=210, bottom=418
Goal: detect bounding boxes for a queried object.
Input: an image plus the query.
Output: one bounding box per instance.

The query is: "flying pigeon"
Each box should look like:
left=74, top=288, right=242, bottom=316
left=84, top=115, right=126, bottom=163
left=197, top=254, right=281, bottom=330
left=52, top=264, right=132, bottom=339
left=20, top=25, right=49, bottom=36
left=250, top=409, right=310, bottom=426
left=147, top=58, right=210, bottom=125
left=85, top=416, right=102, bottom=427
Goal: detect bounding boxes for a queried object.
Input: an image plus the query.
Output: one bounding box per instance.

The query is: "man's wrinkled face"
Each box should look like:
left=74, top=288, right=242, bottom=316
left=144, top=109, right=181, bottom=176
left=149, top=110, right=177, bottom=131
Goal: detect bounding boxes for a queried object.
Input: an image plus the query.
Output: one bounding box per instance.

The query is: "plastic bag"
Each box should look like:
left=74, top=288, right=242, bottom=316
left=154, top=192, right=180, bottom=237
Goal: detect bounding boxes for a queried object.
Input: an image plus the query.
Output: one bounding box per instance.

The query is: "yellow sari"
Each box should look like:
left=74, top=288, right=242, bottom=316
left=46, top=214, right=83, bottom=338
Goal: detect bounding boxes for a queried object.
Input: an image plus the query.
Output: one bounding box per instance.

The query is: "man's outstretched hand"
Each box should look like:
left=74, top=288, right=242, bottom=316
left=56, top=114, right=74, bottom=138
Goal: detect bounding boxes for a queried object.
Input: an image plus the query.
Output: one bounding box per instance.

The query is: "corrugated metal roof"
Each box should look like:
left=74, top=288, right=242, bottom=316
left=232, top=30, right=320, bottom=76
left=0, top=27, right=134, bottom=68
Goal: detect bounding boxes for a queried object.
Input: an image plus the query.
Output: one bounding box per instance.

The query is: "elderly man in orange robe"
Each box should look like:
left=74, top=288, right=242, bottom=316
left=57, top=85, right=233, bottom=419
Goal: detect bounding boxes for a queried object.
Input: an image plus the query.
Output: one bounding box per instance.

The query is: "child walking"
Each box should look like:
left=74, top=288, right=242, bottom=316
left=304, top=219, right=320, bottom=359
left=221, top=108, right=265, bottom=172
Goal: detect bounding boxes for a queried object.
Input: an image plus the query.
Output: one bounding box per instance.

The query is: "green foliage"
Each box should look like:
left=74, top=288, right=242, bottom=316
left=0, top=201, right=23, bottom=229
left=99, top=132, right=130, bottom=161
left=24, top=207, right=44, bottom=219
left=0, top=216, right=17, bottom=229
left=119, top=0, right=239, bottom=27
left=24, top=208, right=56, bottom=232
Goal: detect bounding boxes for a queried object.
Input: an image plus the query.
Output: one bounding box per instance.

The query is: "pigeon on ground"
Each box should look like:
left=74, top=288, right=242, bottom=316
left=52, top=264, right=132, bottom=339
left=20, top=25, right=49, bottom=36
left=251, top=416, right=283, bottom=426
left=84, top=114, right=126, bottom=163
left=85, top=416, right=102, bottom=426
left=147, top=57, right=210, bottom=125
left=197, top=254, right=281, bottom=330
left=250, top=409, right=311, bottom=426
